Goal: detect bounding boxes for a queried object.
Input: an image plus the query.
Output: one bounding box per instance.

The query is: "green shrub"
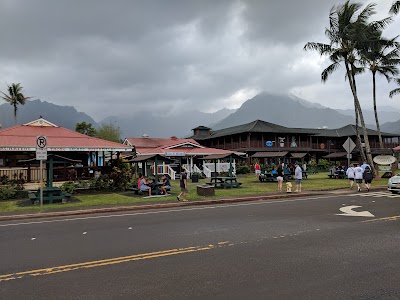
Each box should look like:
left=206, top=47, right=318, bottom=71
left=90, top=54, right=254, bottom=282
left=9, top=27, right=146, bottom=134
left=236, top=165, right=250, bottom=174
left=0, top=185, right=17, bottom=200
left=61, top=181, right=76, bottom=194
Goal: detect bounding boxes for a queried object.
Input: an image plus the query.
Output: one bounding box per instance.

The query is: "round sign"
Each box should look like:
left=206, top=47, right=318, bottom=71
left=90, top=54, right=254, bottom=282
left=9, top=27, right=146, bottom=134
left=320, top=143, right=325, bottom=149
left=373, top=155, right=396, bottom=165
left=36, top=136, right=47, bottom=148
left=266, top=141, right=273, bottom=147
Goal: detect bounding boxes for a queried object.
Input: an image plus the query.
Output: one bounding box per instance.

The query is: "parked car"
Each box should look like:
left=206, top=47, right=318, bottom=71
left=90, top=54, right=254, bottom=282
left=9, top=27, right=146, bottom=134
left=388, top=173, right=400, bottom=194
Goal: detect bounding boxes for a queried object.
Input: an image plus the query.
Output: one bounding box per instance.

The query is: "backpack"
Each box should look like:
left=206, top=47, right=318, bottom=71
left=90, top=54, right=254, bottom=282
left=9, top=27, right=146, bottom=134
left=365, top=166, right=372, bottom=174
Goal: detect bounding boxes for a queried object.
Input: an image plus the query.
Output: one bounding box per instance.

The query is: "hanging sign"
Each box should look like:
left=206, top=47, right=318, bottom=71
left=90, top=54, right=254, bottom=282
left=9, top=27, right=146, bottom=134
left=265, top=141, right=273, bottom=147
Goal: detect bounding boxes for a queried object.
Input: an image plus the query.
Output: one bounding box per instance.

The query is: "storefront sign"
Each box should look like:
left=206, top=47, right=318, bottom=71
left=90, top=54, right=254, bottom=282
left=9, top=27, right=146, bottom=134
left=373, top=155, right=396, bottom=165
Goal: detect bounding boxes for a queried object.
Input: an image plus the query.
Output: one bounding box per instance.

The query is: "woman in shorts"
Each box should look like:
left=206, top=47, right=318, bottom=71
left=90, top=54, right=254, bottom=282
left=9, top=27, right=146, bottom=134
left=276, top=163, right=284, bottom=192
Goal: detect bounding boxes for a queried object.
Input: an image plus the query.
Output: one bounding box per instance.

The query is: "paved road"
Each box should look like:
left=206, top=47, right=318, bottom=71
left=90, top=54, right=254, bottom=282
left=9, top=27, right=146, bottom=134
left=1, top=191, right=400, bottom=299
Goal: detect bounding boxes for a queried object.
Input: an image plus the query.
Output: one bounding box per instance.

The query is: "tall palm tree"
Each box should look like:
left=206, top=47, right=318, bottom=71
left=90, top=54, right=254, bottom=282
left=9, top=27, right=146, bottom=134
left=360, top=36, right=400, bottom=149
left=1, top=83, right=31, bottom=125
left=304, top=1, right=390, bottom=173
left=390, top=1, right=400, bottom=14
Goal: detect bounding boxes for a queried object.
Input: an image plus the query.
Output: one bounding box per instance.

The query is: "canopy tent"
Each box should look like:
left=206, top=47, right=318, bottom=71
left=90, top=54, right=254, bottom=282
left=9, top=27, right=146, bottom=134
left=251, top=151, right=288, bottom=158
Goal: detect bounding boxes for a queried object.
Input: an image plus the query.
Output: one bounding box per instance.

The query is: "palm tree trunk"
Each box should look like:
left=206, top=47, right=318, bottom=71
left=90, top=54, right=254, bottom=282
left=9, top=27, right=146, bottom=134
left=350, top=61, right=365, bottom=162
left=13, top=105, right=17, bottom=125
left=372, top=72, right=384, bottom=149
left=345, top=61, right=375, bottom=174
left=355, top=106, right=366, bottom=162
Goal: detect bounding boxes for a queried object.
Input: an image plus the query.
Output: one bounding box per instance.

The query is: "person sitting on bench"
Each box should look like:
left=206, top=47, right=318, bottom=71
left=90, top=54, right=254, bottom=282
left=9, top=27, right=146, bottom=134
left=140, top=176, right=152, bottom=196
left=160, top=174, right=171, bottom=195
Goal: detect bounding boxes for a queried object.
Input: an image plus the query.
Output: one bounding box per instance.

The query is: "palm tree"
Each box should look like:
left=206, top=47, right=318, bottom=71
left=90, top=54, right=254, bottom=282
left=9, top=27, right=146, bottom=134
left=304, top=1, right=390, bottom=173
left=1, top=83, right=31, bottom=125
left=360, top=36, right=400, bottom=149
left=390, top=1, right=400, bottom=14
left=389, top=78, right=400, bottom=97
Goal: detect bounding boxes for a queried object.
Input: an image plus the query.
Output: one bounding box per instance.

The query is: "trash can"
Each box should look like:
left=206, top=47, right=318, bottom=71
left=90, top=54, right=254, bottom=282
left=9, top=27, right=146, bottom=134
left=191, top=174, right=199, bottom=183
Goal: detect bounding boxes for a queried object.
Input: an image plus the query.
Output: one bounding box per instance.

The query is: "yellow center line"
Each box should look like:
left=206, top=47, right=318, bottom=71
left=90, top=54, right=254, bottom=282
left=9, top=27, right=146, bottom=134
left=362, top=215, right=400, bottom=223
left=0, top=243, right=223, bottom=282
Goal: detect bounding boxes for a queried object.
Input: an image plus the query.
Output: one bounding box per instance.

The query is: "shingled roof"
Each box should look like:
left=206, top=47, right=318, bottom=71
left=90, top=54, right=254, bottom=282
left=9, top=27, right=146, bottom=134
left=314, top=124, right=397, bottom=137
left=194, top=120, right=319, bottom=140
left=192, top=120, right=398, bottom=140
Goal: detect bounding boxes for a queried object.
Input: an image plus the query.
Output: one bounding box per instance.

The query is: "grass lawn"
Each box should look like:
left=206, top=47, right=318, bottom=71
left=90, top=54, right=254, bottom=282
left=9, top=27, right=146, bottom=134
left=0, top=172, right=389, bottom=214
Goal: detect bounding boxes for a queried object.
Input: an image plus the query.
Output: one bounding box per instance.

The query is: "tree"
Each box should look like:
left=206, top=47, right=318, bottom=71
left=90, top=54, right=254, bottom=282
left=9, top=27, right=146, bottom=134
left=389, top=77, right=400, bottom=98
left=1, top=83, right=31, bottom=125
left=304, top=1, right=390, bottom=173
left=75, top=122, right=97, bottom=137
left=360, top=35, right=400, bottom=149
left=390, top=1, right=400, bottom=14
left=96, top=123, right=122, bottom=143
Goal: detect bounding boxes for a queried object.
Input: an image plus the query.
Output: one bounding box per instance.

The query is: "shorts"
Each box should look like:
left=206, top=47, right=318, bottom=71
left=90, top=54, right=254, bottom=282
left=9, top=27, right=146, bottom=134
left=140, top=186, right=149, bottom=191
left=364, top=179, right=372, bottom=184
left=355, top=179, right=362, bottom=184
left=296, top=179, right=302, bottom=185
left=348, top=178, right=354, bottom=181
left=277, top=176, right=283, bottom=181
left=255, top=170, right=261, bottom=174
left=180, top=187, right=188, bottom=193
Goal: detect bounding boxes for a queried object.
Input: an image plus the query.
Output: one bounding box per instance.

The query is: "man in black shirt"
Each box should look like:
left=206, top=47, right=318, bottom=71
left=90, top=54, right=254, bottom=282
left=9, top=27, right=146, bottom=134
left=177, top=168, right=188, bottom=202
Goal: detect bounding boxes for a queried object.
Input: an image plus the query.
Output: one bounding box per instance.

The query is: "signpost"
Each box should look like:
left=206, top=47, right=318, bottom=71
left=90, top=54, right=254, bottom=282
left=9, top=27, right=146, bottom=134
left=36, top=136, right=47, bottom=207
left=342, top=137, right=356, bottom=167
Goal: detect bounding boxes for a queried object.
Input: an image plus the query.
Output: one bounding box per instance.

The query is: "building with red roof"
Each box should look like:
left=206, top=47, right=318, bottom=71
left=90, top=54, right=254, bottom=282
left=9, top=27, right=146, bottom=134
left=0, top=118, right=132, bottom=181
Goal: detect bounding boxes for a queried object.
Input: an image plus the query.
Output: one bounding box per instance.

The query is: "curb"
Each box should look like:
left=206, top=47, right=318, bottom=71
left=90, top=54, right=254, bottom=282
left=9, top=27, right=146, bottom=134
left=0, top=192, right=317, bottom=222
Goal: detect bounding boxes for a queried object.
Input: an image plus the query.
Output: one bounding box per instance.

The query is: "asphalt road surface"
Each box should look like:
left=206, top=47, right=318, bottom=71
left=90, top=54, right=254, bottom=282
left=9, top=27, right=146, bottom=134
left=1, top=191, right=400, bottom=299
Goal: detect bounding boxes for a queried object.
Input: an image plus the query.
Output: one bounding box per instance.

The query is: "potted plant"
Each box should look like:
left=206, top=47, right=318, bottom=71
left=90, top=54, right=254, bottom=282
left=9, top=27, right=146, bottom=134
left=191, top=172, right=201, bottom=183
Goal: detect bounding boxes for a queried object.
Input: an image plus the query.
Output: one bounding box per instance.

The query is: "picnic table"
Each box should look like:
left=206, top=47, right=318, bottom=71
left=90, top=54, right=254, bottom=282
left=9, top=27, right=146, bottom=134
left=328, top=170, right=346, bottom=179
left=206, top=176, right=242, bottom=188
left=28, top=186, right=71, bottom=204
left=259, top=172, right=277, bottom=182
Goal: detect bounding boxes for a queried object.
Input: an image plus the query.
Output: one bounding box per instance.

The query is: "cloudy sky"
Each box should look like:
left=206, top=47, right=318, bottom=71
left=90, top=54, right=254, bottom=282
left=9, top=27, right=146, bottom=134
left=0, top=0, right=399, bottom=121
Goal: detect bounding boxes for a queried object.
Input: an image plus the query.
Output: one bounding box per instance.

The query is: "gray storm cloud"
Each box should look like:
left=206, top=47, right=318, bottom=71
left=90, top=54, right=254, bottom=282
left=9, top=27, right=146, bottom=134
left=0, top=0, right=398, bottom=120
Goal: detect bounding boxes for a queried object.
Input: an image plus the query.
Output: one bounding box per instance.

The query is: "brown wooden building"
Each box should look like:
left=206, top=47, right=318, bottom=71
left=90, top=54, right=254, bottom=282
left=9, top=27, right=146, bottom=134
left=191, top=120, right=399, bottom=164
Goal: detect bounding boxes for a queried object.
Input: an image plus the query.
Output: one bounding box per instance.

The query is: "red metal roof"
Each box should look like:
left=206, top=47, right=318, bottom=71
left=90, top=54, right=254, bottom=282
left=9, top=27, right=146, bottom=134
left=124, top=137, right=241, bottom=156
left=125, top=137, right=201, bottom=148
left=0, top=119, right=132, bottom=151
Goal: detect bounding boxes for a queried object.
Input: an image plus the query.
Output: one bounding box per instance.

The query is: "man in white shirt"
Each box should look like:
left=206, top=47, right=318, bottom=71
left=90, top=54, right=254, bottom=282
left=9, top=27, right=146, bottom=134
left=346, top=165, right=355, bottom=189
left=294, top=163, right=303, bottom=192
left=354, top=163, right=364, bottom=192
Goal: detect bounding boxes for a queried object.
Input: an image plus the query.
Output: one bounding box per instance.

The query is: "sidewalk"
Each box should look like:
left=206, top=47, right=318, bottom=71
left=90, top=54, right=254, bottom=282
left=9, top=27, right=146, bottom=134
left=0, top=186, right=388, bottom=222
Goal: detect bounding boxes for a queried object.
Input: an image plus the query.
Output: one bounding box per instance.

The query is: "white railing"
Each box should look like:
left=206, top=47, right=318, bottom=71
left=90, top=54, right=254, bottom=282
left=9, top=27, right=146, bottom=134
left=202, top=165, right=212, bottom=178
left=193, top=165, right=202, bottom=175
left=203, top=162, right=236, bottom=175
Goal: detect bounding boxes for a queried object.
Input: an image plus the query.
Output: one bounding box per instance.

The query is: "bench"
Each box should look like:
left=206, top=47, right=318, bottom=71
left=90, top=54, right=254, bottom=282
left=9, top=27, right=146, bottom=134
left=28, top=193, right=37, bottom=204
left=28, top=191, right=71, bottom=204
left=206, top=182, right=225, bottom=188
left=222, top=182, right=242, bottom=189
left=126, top=187, right=143, bottom=195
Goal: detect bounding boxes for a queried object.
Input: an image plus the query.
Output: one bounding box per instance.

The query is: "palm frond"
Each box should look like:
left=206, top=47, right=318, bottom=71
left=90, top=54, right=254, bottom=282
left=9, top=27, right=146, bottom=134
left=389, top=1, right=400, bottom=15
left=321, top=62, right=341, bottom=82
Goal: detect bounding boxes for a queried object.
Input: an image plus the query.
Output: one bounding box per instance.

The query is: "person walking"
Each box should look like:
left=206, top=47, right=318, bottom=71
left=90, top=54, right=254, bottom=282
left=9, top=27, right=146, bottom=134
left=294, top=163, right=302, bottom=192
left=354, top=163, right=364, bottom=192
left=346, top=165, right=355, bottom=189
left=276, top=163, right=284, bottom=192
left=254, top=162, right=261, bottom=179
left=363, top=165, right=373, bottom=192
left=177, top=168, right=188, bottom=202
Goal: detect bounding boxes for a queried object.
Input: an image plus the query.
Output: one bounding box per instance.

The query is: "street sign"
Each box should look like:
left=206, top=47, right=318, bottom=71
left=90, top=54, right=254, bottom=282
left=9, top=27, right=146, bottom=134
left=36, top=136, right=47, bottom=149
left=36, top=136, right=47, bottom=160
left=342, top=137, right=356, bottom=153
left=36, top=149, right=47, bottom=160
